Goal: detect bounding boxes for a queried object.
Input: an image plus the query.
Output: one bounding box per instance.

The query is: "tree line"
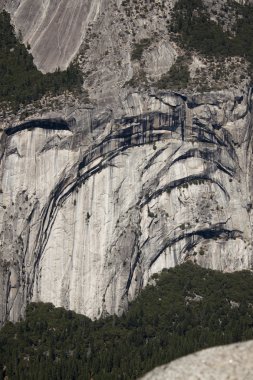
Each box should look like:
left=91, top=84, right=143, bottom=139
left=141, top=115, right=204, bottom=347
left=1, top=262, right=253, bottom=379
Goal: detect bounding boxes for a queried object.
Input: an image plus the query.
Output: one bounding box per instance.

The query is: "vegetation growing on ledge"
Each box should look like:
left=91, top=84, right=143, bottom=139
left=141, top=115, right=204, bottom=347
left=0, top=11, right=83, bottom=110
left=124, top=69, right=147, bottom=88
left=131, top=38, right=153, bottom=61
left=170, top=0, right=233, bottom=58
left=1, top=263, right=253, bottom=380
left=170, top=0, right=253, bottom=69
left=156, top=56, right=190, bottom=90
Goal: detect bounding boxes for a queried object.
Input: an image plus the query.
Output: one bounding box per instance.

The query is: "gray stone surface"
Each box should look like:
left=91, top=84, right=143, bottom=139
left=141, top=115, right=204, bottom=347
left=1, top=0, right=102, bottom=73
left=1, top=88, right=253, bottom=325
left=141, top=340, right=253, bottom=380
left=0, top=0, right=253, bottom=326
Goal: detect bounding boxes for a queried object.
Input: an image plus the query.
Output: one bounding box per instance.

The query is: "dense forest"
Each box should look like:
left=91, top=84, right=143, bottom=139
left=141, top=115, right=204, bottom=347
left=0, top=11, right=82, bottom=109
left=170, top=0, right=253, bottom=67
left=1, top=263, right=253, bottom=380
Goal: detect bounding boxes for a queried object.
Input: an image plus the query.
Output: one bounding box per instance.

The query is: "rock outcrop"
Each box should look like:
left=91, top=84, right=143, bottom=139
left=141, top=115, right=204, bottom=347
left=1, top=87, right=253, bottom=324
left=141, top=340, right=253, bottom=380
left=0, top=0, right=102, bottom=73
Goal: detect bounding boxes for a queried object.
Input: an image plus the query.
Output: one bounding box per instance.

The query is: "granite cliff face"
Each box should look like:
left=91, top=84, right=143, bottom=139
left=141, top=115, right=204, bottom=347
left=0, top=0, right=102, bottom=73
left=1, top=0, right=253, bottom=325
left=141, top=340, right=253, bottom=380
left=1, top=88, right=253, bottom=324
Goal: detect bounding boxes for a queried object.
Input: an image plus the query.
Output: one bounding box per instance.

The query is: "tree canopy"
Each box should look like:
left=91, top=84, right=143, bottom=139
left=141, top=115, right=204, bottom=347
left=1, top=262, right=253, bottom=380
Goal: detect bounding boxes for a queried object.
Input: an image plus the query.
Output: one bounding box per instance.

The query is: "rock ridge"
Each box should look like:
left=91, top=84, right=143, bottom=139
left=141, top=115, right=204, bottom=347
left=141, top=340, right=253, bottom=380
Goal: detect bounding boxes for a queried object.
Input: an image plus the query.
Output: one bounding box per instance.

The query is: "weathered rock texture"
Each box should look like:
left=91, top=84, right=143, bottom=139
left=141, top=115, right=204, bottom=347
left=0, top=0, right=102, bottom=73
left=141, top=340, right=253, bottom=380
left=1, top=87, right=253, bottom=324
left=1, top=0, right=253, bottom=325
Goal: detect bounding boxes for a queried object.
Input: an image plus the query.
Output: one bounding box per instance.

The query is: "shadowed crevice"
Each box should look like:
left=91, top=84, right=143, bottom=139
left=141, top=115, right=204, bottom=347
left=148, top=227, right=243, bottom=269
left=5, top=119, right=71, bottom=136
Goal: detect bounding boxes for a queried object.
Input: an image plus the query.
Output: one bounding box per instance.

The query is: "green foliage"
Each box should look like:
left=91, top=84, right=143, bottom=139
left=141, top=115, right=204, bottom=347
left=170, top=0, right=253, bottom=70
left=156, top=56, right=190, bottom=90
left=1, top=263, right=253, bottom=379
left=170, top=0, right=233, bottom=57
left=124, top=69, right=147, bottom=88
left=131, top=38, right=152, bottom=61
left=0, top=11, right=83, bottom=109
left=233, top=3, right=253, bottom=72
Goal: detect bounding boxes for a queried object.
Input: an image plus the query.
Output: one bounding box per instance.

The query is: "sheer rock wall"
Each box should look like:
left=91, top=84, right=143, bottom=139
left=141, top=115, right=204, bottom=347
left=1, top=0, right=253, bottom=325
left=1, top=89, right=253, bottom=324
left=0, top=0, right=103, bottom=72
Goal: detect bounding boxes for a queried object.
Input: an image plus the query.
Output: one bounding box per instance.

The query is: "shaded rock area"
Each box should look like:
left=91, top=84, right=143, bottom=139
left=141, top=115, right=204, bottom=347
left=4, top=118, right=71, bottom=136
left=141, top=340, right=253, bottom=380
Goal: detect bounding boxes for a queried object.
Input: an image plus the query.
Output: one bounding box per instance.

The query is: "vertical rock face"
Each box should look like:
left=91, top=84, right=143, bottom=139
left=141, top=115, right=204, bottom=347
left=1, top=0, right=102, bottom=72
left=1, top=0, right=253, bottom=326
left=1, top=89, right=253, bottom=323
